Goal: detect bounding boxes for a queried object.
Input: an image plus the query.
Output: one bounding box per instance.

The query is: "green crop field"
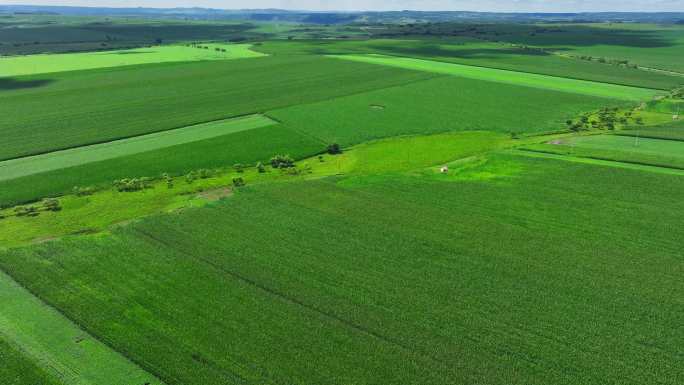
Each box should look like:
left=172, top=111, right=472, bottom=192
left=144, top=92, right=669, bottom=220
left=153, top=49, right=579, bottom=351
left=0, top=338, right=62, bottom=385
left=331, top=54, right=664, bottom=101
left=257, top=39, right=683, bottom=90
left=0, top=271, right=162, bottom=385
left=617, top=120, right=684, bottom=141
left=0, top=114, right=276, bottom=182
left=1, top=11, right=682, bottom=385
left=0, top=44, right=265, bottom=76
left=487, top=23, right=684, bottom=73
left=521, top=133, right=684, bottom=169
left=1, top=153, right=682, bottom=385
left=271, top=75, right=622, bottom=145
left=0, top=124, right=323, bottom=207
left=0, top=55, right=435, bottom=160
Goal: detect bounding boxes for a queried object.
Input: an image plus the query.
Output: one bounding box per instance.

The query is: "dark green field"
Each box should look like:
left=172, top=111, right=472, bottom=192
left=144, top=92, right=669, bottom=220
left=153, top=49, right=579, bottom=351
left=272, top=76, right=622, bottom=145
left=1, top=154, right=682, bottom=385
left=0, top=55, right=434, bottom=160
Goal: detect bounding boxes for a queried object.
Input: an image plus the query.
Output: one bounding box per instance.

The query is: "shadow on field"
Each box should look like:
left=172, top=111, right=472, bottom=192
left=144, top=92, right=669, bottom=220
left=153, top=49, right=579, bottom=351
left=0, top=78, right=54, bottom=91
left=491, top=25, right=677, bottom=48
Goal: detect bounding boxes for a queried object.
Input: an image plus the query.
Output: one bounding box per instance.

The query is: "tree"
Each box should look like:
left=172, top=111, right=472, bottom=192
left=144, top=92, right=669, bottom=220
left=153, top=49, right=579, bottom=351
left=43, top=198, right=61, bottom=212
left=256, top=162, right=266, bottom=173
left=270, top=155, right=295, bottom=169
left=232, top=177, right=246, bottom=188
left=327, top=143, right=342, bottom=155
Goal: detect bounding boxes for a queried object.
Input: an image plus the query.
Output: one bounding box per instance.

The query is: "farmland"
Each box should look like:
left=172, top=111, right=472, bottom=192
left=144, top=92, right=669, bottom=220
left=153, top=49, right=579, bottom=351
left=272, top=75, right=622, bottom=145
left=0, top=338, right=61, bottom=385
left=0, top=115, right=277, bottom=182
left=331, top=54, right=664, bottom=101
left=521, top=134, right=684, bottom=169
left=257, top=39, right=684, bottom=90
left=0, top=44, right=265, bottom=76
left=1, top=154, right=682, bottom=385
left=1, top=9, right=683, bottom=385
left=0, top=55, right=434, bottom=160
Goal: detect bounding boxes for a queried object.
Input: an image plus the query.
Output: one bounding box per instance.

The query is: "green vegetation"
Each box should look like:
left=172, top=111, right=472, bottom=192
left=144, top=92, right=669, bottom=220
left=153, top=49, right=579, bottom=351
left=0, top=124, right=323, bottom=207
left=522, top=134, right=684, bottom=169
left=257, top=38, right=683, bottom=90
left=0, top=270, right=162, bottom=385
left=0, top=44, right=264, bottom=76
left=1, top=15, right=682, bottom=385
left=271, top=75, right=623, bottom=145
left=0, top=55, right=435, bottom=160
left=0, top=115, right=276, bottom=182
left=331, top=54, right=664, bottom=101
left=0, top=338, right=62, bottom=385
left=618, top=120, right=684, bottom=141
left=1, top=153, right=681, bottom=385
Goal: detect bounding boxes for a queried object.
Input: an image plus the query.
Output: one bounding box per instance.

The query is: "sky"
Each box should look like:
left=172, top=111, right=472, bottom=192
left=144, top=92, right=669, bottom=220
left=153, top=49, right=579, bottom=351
left=0, top=1, right=683, bottom=12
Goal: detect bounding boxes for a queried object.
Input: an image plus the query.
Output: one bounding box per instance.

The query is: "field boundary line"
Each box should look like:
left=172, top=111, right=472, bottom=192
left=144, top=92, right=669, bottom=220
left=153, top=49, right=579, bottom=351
left=0, top=112, right=276, bottom=163
left=329, top=54, right=664, bottom=101
left=0, top=268, right=166, bottom=385
left=328, top=52, right=668, bottom=91
left=132, top=227, right=451, bottom=369
left=511, top=148, right=684, bottom=175
left=0, top=114, right=277, bottom=182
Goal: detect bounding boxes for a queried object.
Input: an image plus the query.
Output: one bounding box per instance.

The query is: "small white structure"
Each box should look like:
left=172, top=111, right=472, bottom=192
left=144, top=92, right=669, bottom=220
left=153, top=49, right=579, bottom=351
left=440, top=166, right=449, bottom=174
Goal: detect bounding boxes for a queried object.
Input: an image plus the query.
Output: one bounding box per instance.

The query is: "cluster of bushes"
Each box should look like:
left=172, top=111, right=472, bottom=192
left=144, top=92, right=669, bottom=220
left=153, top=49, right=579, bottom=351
left=573, top=55, right=638, bottom=69
left=185, top=169, right=215, bottom=184
left=73, top=186, right=95, bottom=196
left=186, top=43, right=226, bottom=52
left=6, top=198, right=61, bottom=219
left=567, top=107, right=641, bottom=132
left=270, top=154, right=296, bottom=169
left=113, top=178, right=152, bottom=192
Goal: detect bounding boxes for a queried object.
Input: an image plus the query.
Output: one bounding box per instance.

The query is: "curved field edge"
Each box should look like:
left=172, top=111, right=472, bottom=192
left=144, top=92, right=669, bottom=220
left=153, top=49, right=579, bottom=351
left=0, top=131, right=510, bottom=247
left=0, top=114, right=277, bottom=182
left=0, top=44, right=265, bottom=77
left=329, top=54, right=665, bottom=101
left=0, top=270, right=163, bottom=385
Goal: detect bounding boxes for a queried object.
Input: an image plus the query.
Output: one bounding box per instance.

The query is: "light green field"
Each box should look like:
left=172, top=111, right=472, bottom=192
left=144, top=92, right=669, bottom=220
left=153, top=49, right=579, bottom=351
left=520, top=134, right=684, bottom=170
left=0, top=114, right=276, bottom=182
left=0, top=44, right=265, bottom=76
left=330, top=54, right=664, bottom=101
left=561, top=134, right=684, bottom=158
left=0, top=270, right=162, bottom=385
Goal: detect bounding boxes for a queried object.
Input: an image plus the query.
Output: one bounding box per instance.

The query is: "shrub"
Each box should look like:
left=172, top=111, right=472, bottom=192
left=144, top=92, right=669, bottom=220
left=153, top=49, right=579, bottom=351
left=327, top=143, right=342, bottom=155
left=198, top=169, right=214, bottom=179
left=114, top=178, right=150, bottom=192
left=73, top=186, right=95, bottom=196
left=232, top=177, right=246, bottom=188
left=43, top=198, right=61, bottom=212
left=270, top=155, right=295, bottom=169
left=15, top=206, right=39, bottom=217
left=256, top=162, right=266, bottom=173
left=233, top=164, right=245, bottom=174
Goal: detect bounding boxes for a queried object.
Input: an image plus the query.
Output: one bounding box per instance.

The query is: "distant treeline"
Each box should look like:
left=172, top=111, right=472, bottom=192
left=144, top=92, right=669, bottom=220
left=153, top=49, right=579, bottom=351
left=1, top=5, right=684, bottom=24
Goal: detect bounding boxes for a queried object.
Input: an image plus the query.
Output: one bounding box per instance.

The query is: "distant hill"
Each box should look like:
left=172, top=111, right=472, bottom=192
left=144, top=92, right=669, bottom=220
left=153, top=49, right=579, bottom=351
left=1, top=5, right=684, bottom=24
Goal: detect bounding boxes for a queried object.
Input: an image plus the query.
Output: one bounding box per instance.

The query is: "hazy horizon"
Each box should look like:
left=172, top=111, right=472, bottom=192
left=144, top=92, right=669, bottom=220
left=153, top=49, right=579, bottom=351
left=0, top=1, right=683, bottom=13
